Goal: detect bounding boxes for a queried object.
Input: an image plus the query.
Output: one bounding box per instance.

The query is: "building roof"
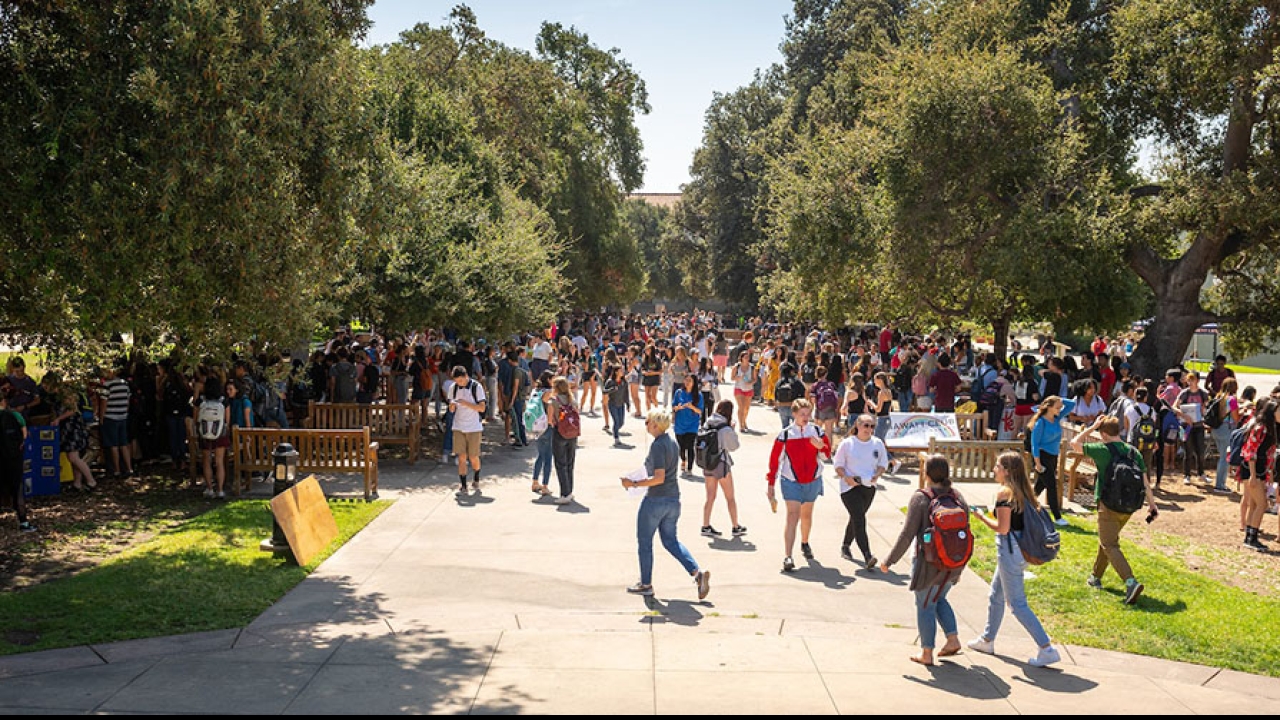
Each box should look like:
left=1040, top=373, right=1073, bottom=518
left=629, top=193, right=682, bottom=209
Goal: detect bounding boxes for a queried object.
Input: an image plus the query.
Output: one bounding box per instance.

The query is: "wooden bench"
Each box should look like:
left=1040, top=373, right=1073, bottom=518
left=231, top=427, right=380, bottom=500
left=1060, top=422, right=1102, bottom=504
left=307, top=402, right=421, bottom=463
left=955, top=412, right=997, bottom=441
left=917, top=438, right=1027, bottom=488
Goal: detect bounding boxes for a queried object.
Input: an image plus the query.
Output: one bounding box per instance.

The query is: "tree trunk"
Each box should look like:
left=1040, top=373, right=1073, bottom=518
left=991, top=310, right=1012, bottom=364
left=1129, top=302, right=1206, bottom=380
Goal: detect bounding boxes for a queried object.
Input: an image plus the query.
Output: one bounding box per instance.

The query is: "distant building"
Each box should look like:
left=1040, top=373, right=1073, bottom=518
left=629, top=193, right=681, bottom=209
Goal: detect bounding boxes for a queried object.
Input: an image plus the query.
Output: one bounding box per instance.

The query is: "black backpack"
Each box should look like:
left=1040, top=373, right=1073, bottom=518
left=1100, top=443, right=1147, bottom=514
left=0, top=410, right=24, bottom=464
left=694, top=417, right=727, bottom=470
left=774, top=377, right=798, bottom=404
left=1203, top=395, right=1226, bottom=429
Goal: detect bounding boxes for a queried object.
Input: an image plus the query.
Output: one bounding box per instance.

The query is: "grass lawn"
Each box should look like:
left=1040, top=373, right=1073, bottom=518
left=1184, top=360, right=1280, bottom=376
left=968, top=517, right=1280, bottom=677
left=0, top=499, right=389, bottom=655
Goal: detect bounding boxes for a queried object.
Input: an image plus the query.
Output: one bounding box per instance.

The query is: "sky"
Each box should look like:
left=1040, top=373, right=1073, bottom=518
left=364, top=0, right=791, bottom=193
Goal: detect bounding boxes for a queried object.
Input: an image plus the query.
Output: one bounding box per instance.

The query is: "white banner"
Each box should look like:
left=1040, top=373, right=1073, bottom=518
left=885, top=413, right=962, bottom=449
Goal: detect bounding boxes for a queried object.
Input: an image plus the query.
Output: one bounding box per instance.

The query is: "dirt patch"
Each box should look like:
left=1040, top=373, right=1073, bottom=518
left=0, top=464, right=212, bottom=591
left=1072, top=474, right=1280, bottom=598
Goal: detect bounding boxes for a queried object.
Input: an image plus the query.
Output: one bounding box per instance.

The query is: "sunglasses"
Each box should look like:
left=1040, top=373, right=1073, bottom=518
left=858, top=422, right=875, bottom=429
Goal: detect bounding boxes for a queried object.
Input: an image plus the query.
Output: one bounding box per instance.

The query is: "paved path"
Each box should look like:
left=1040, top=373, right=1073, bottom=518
left=2, top=391, right=1277, bottom=714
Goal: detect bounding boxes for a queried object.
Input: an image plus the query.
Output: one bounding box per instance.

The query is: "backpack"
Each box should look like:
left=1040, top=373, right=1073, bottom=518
left=250, top=377, right=280, bottom=421
left=0, top=410, right=25, bottom=463
left=978, top=382, right=1002, bottom=410
left=911, top=372, right=928, bottom=396
left=554, top=397, right=581, bottom=439
left=197, top=398, right=227, bottom=441
left=1203, top=395, right=1226, bottom=430
left=813, top=381, right=839, bottom=411
left=289, top=376, right=312, bottom=409
left=774, top=377, right=797, bottom=404
left=1129, top=407, right=1159, bottom=452
left=695, top=416, right=727, bottom=470
left=524, top=390, right=548, bottom=435
left=1228, top=424, right=1252, bottom=480
left=1017, top=503, right=1062, bottom=566
left=920, top=488, right=973, bottom=571
left=1100, top=444, right=1147, bottom=514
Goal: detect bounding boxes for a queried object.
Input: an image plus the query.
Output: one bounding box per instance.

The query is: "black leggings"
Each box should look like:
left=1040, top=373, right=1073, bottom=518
left=1183, top=427, right=1206, bottom=478
left=677, top=433, right=696, bottom=471
left=2, top=466, right=27, bottom=527
left=1034, top=451, right=1062, bottom=520
left=840, top=485, right=876, bottom=559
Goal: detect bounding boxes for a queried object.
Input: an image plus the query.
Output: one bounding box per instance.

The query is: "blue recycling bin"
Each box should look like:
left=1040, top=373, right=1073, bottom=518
left=23, top=425, right=62, bottom=497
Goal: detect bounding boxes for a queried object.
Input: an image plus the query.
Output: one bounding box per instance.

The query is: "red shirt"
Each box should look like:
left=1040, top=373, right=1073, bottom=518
left=767, top=423, right=831, bottom=486
left=929, top=369, right=962, bottom=411
left=1091, top=340, right=1107, bottom=356
left=879, top=329, right=893, bottom=353
left=1098, top=366, right=1116, bottom=401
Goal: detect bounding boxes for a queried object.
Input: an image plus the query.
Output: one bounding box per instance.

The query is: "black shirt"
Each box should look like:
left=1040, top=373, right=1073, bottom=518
left=995, top=498, right=1025, bottom=533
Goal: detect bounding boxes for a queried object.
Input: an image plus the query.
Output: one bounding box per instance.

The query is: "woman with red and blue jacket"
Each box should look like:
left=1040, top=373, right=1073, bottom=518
left=767, top=398, right=832, bottom=573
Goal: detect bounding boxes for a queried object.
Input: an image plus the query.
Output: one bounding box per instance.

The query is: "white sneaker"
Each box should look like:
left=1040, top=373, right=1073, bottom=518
left=1028, top=645, right=1061, bottom=667
left=216, top=491, right=226, bottom=500
left=967, top=638, right=995, bottom=655
left=1054, top=517, right=1069, bottom=527
left=203, top=488, right=215, bottom=499
left=554, top=494, right=574, bottom=505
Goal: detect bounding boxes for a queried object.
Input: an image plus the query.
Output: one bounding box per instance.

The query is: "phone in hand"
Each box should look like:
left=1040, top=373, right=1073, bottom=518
left=1146, top=507, right=1159, bottom=524
left=970, top=505, right=989, bottom=515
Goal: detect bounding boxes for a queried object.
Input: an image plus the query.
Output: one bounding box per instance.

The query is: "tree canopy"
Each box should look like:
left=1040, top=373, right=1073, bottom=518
left=0, top=2, right=650, bottom=361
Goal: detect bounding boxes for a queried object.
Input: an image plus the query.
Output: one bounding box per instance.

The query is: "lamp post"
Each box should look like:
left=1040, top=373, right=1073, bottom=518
left=264, top=442, right=299, bottom=556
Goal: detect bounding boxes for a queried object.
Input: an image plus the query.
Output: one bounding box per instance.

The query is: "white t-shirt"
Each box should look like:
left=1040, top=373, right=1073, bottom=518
left=571, top=334, right=588, bottom=350
left=532, top=341, right=553, bottom=361
left=449, top=379, right=487, bottom=433
left=833, top=436, right=889, bottom=493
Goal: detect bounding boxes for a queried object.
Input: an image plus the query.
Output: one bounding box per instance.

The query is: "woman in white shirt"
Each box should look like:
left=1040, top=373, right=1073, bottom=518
left=1068, top=380, right=1107, bottom=426
left=833, top=413, right=890, bottom=568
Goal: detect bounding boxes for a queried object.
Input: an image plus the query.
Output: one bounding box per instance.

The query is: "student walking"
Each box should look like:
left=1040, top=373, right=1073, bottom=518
left=766, top=399, right=832, bottom=572
left=623, top=409, right=711, bottom=600
left=700, top=401, right=745, bottom=538
left=968, top=452, right=1061, bottom=667
left=603, top=364, right=629, bottom=446
left=834, top=414, right=888, bottom=568
left=530, top=372, right=554, bottom=495
left=1028, top=396, right=1076, bottom=526
left=545, top=376, right=581, bottom=505
left=1070, top=415, right=1157, bottom=602
left=673, top=375, right=704, bottom=474
left=880, top=455, right=966, bottom=666
left=449, top=366, right=487, bottom=495
left=732, top=352, right=756, bottom=432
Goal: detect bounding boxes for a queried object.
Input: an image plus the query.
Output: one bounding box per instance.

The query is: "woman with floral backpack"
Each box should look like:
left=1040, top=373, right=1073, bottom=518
left=1240, top=399, right=1279, bottom=552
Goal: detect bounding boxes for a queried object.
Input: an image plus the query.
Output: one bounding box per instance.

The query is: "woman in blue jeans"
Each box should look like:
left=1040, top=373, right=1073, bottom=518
left=530, top=372, right=554, bottom=495
left=880, top=455, right=965, bottom=665
left=602, top=364, right=629, bottom=446
left=1210, top=378, right=1240, bottom=492
left=621, top=409, right=710, bottom=600
left=968, top=451, right=1061, bottom=667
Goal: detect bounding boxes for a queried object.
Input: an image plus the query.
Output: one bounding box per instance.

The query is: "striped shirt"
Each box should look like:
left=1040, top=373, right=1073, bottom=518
left=104, top=378, right=131, bottom=421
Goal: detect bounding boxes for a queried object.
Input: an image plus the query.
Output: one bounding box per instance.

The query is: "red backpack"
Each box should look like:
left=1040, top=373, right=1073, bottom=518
left=920, top=488, right=973, bottom=571
left=555, top=398, right=581, bottom=440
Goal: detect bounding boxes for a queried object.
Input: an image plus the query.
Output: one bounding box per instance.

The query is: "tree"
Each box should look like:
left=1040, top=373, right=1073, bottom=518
left=0, top=0, right=372, bottom=357
left=682, top=69, right=788, bottom=310
left=1109, top=0, right=1280, bottom=374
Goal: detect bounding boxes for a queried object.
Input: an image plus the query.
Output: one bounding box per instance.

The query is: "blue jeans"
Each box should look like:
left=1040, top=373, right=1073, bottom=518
left=511, top=398, right=527, bottom=446
left=899, top=391, right=913, bottom=413
left=1212, top=421, right=1235, bottom=490
left=778, top=406, right=793, bottom=430
left=637, top=496, right=699, bottom=585
left=914, top=568, right=958, bottom=650
left=442, top=410, right=455, bottom=455
left=533, top=431, right=553, bottom=485
left=609, top=403, right=625, bottom=442
left=982, top=535, right=1051, bottom=648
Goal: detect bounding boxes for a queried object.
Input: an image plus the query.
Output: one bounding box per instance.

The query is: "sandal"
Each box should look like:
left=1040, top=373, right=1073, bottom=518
left=539, top=485, right=553, bottom=496
left=531, top=483, right=544, bottom=494
left=938, top=646, right=962, bottom=658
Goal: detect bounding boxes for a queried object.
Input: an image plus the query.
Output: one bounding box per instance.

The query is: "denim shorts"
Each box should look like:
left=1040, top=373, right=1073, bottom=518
left=101, top=418, right=129, bottom=448
left=780, top=478, right=823, bottom=504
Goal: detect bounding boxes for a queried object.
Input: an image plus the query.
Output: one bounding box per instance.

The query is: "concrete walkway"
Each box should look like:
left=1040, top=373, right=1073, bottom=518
left=2, top=392, right=1277, bottom=714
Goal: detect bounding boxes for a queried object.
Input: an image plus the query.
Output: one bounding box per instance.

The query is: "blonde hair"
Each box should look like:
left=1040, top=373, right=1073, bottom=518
left=1027, top=395, right=1063, bottom=432
left=647, top=408, right=672, bottom=433
left=552, top=376, right=574, bottom=401
left=792, top=398, right=814, bottom=413
left=997, top=451, right=1038, bottom=513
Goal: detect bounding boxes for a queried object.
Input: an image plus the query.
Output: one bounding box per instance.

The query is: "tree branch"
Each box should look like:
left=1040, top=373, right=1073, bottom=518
left=1128, top=184, right=1163, bottom=199
left=1125, top=242, right=1170, bottom=289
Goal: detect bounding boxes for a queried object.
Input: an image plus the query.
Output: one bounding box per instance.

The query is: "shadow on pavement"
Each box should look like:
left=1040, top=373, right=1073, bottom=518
left=905, top=662, right=1014, bottom=700
left=454, top=492, right=496, bottom=508
left=644, top=597, right=708, bottom=627
left=786, top=559, right=856, bottom=590
left=707, top=536, right=757, bottom=553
